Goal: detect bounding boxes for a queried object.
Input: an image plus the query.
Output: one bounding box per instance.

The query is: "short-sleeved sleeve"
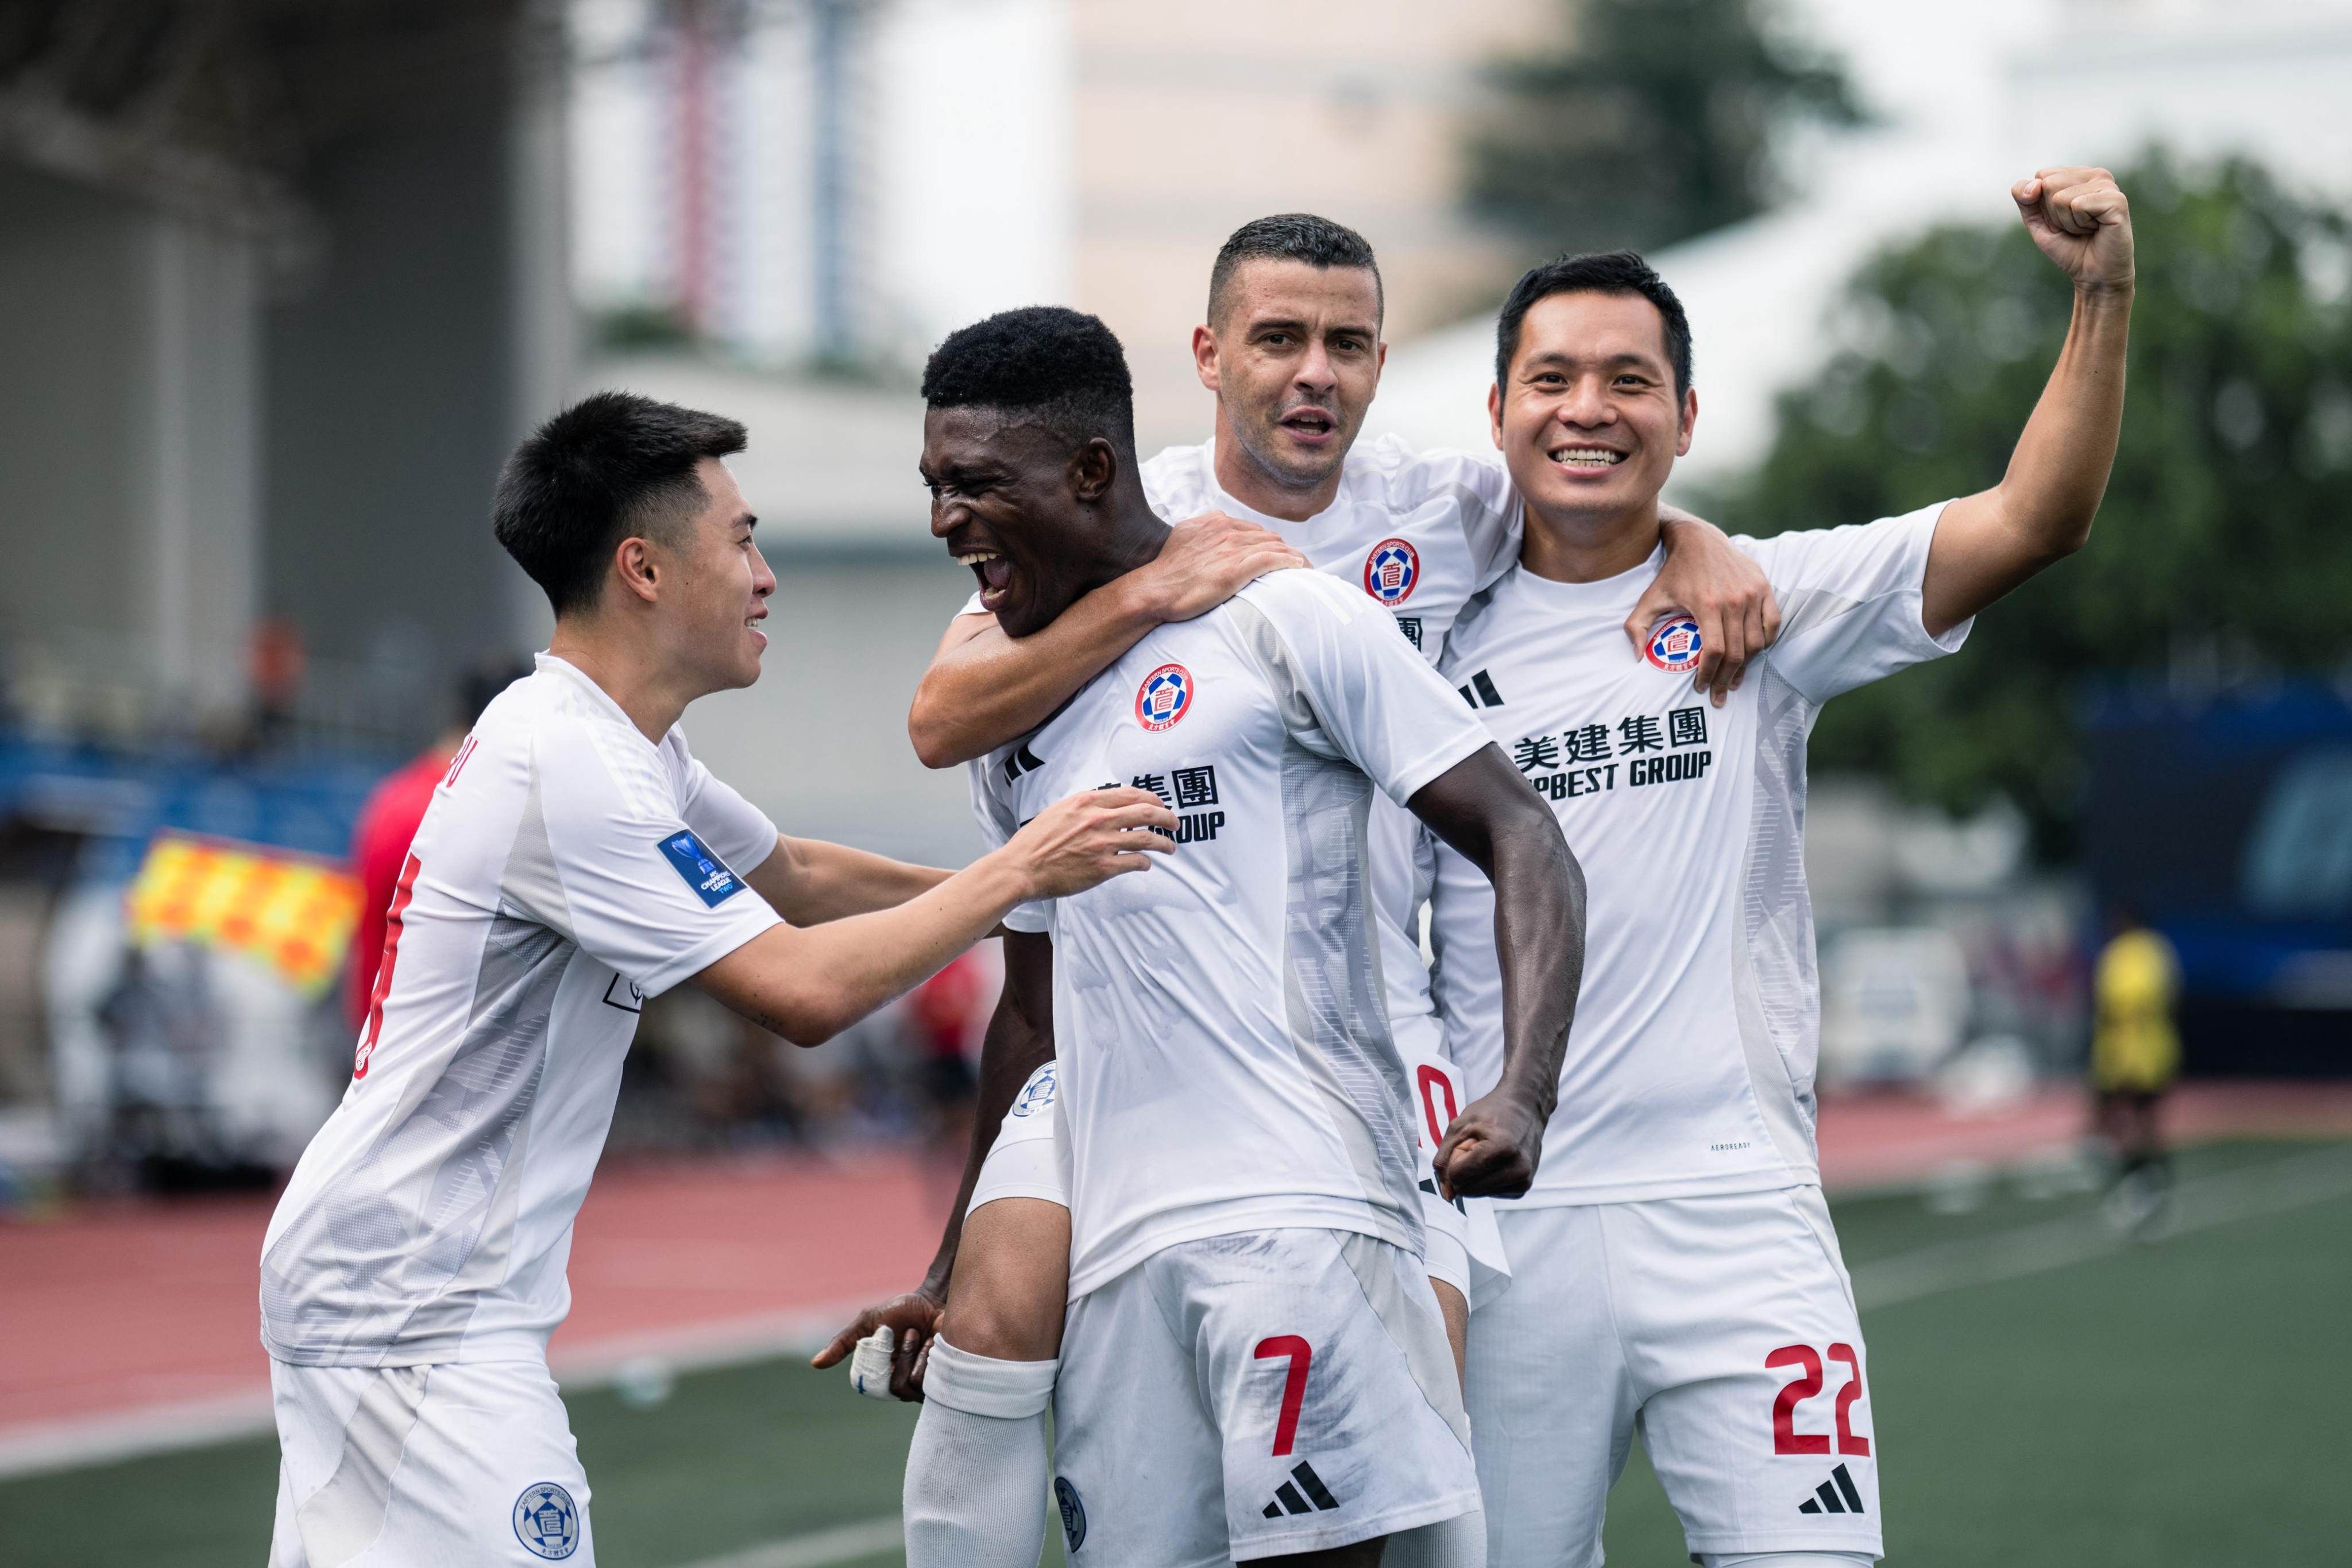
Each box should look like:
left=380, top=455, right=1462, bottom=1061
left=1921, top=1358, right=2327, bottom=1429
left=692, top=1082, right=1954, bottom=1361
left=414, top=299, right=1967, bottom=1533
left=1230, top=571, right=1494, bottom=806
left=522, top=720, right=782, bottom=997
left=673, top=744, right=778, bottom=874
left=1739, top=501, right=1972, bottom=705
left=966, top=757, right=1052, bottom=934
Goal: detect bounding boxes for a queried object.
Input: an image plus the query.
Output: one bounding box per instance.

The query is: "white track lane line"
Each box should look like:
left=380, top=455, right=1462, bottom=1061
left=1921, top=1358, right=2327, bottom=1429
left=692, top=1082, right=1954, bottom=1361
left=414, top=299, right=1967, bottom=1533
left=669, top=1515, right=903, bottom=1568
left=0, top=1297, right=880, bottom=1481
left=1851, top=1142, right=2352, bottom=1310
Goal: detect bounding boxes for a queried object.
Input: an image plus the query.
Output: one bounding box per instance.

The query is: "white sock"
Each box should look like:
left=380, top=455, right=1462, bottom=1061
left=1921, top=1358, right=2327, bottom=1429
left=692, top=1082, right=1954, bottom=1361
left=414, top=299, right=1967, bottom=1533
left=1702, top=1554, right=1877, bottom=1567
left=902, top=1338, right=1059, bottom=1568
left=1384, top=1506, right=1486, bottom=1567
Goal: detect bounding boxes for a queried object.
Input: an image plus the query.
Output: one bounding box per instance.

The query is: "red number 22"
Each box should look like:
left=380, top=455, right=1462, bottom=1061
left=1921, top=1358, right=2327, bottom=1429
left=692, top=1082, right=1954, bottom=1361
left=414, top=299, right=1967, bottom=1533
left=1767, top=1342, right=1870, bottom=1457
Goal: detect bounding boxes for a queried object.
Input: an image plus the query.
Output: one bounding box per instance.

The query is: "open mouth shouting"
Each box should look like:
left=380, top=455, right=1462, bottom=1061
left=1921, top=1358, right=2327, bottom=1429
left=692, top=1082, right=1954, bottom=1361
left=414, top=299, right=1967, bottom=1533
left=1276, top=404, right=1339, bottom=446
left=956, top=546, right=1016, bottom=613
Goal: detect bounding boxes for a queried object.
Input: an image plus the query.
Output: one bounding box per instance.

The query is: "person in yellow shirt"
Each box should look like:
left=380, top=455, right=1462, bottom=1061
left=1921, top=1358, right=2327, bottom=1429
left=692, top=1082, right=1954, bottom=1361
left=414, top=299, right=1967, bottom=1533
left=2091, top=905, right=2181, bottom=1229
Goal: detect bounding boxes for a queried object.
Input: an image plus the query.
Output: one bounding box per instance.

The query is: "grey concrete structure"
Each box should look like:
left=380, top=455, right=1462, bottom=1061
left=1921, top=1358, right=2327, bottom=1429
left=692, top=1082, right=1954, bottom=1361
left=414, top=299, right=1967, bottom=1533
left=0, top=0, right=569, bottom=748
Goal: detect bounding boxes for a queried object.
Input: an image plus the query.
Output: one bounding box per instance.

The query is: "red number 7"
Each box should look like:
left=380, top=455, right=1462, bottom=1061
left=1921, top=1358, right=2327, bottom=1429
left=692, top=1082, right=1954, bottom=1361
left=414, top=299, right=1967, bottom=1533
left=1254, top=1335, right=1313, bottom=1458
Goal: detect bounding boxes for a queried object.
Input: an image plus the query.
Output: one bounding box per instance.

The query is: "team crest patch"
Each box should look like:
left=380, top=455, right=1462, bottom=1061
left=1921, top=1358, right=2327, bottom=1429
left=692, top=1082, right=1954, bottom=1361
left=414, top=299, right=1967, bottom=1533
left=1011, top=1064, right=1057, bottom=1118
left=659, top=830, right=743, bottom=907
left=512, top=1482, right=580, bottom=1560
left=1643, top=615, right=1704, bottom=672
left=1363, top=538, right=1420, bottom=606
left=1135, top=663, right=1193, bottom=732
left=1055, top=1476, right=1088, bottom=1552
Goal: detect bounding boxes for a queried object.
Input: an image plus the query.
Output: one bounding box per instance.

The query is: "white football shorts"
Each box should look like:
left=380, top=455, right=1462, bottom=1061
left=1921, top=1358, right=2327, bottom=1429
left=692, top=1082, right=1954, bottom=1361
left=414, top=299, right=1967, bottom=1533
left=1467, top=1185, right=1882, bottom=1567
left=268, top=1357, right=594, bottom=1567
left=965, top=1059, right=1067, bottom=1215
left=967, top=1060, right=1485, bottom=1310
left=1052, top=1227, right=1481, bottom=1566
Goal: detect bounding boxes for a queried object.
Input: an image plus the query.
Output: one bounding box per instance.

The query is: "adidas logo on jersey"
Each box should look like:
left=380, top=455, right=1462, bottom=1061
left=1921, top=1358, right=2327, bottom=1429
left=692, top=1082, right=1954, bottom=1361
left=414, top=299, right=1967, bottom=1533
left=1456, top=669, right=1504, bottom=709
left=1797, top=1462, right=1866, bottom=1516
left=1260, top=1460, right=1341, bottom=1519
left=1004, top=742, right=1045, bottom=784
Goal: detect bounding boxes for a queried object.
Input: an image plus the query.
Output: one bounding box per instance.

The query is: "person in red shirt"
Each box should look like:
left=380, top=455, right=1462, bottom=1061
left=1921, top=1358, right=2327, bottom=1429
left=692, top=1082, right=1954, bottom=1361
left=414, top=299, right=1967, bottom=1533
left=346, top=661, right=532, bottom=1028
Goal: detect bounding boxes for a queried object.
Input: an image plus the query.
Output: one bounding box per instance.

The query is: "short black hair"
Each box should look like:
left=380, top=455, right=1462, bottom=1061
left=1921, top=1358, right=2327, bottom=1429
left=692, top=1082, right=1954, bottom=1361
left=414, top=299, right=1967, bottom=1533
left=1494, top=250, right=1693, bottom=401
left=1207, top=213, right=1382, bottom=325
left=921, top=306, right=1136, bottom=459
left=492, top=391, right=747, bottom=617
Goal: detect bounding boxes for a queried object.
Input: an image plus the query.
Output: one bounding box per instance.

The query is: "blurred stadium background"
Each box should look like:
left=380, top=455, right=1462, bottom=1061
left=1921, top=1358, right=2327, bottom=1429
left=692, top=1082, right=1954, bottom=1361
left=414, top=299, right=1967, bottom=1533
left=1, top=1, right=2349, bottom=1563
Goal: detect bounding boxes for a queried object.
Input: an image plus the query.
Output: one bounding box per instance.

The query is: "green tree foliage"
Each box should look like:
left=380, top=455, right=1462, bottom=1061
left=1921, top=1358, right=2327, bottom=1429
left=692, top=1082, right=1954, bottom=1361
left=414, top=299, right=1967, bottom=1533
left=1469, top=0, right=1866, bottom=254
left=1725, top=153, right=2352, bottom=857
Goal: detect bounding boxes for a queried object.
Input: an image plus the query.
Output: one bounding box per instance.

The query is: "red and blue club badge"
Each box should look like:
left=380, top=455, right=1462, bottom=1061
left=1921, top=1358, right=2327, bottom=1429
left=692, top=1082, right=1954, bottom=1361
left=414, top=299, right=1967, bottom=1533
left=1643, top=615, right=1704, bottom=673
left=1363, top=538, right=1420, bottom=606
left=1135, top=662, right=1194, bottom=732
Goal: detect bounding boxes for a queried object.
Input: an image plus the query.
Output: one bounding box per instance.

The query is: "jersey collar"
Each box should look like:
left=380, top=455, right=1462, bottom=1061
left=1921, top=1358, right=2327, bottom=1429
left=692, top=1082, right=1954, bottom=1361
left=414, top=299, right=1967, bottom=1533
left=1190, top=434, right=1373, bottom=543
left=534, top=651, right=671, bottom=752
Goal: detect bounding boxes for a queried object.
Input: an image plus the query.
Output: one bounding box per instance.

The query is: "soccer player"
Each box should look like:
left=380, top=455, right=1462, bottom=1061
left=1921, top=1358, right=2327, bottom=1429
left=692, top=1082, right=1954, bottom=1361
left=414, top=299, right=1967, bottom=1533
left=1425, top=168, right=2135, bottom=1567
left=257, top=392, right=1175, bottom=1568
left=2089, top=903, right=2180, bottom=1233
left=916, top=304, right=1585, bottom=1566
left=815, top=213, right=1776, bottom=1566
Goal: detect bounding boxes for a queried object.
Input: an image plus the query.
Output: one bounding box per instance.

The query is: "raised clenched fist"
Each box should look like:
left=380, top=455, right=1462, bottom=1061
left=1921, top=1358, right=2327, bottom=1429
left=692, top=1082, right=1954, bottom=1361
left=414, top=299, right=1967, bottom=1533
left=2014, top=167, right=2134, bottom=295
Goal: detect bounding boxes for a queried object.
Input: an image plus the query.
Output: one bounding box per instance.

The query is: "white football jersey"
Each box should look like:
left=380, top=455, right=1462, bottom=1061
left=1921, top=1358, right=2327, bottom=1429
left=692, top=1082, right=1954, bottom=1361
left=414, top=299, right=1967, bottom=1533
left=970, top=569, right=1494, bottom=1297
left=261, top=654, right=782, bottom=1366
left=1141, top=435, right=1520, bottom=664
left=960, top=437, right=1519, bottom=1062
left=1428, top=504, right=1971, bottom=1206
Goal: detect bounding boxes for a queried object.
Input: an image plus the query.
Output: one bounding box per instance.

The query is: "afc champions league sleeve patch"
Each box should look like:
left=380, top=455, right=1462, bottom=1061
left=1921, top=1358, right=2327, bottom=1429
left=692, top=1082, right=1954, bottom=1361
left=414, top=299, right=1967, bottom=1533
left=1643, top=615, right=1704, bottom=672
left=658, top=829, right=745, bottom=907
left=1136, top=662, right=1194, bottom=732
left=513, top=1482, right=581, bottom=1559
left=1363, top=537, right=1420, bottom=606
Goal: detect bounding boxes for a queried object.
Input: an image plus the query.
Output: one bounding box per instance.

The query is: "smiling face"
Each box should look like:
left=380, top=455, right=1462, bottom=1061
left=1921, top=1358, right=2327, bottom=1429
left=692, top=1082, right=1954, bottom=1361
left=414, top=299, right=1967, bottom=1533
left=924, top=406, right=1117, bottom=639
left=1490, top=289, right=1695, bottom=528
left=1195, top=258, right=1384, bottom=507
left=661, top=456, right=774, bottom=692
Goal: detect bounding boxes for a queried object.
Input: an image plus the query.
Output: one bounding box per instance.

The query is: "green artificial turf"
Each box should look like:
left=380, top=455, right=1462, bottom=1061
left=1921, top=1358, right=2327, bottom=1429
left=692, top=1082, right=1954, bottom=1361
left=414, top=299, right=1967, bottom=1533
left=5, top=1141, right=2342, bottom=1567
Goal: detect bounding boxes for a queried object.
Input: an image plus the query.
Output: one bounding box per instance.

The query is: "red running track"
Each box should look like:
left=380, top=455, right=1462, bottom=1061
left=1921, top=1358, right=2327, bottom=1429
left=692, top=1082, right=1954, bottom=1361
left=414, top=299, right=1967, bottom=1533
left=6, top=1083, right=2350, bottom=1447
left=0, top=1150, right=951, bottom=1440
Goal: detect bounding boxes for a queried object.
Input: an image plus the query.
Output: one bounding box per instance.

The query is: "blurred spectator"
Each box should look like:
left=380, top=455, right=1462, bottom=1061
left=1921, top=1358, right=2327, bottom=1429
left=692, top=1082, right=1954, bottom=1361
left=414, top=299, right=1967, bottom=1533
left=2090, top=905, right=2181, bottom=1232
left=346, top=658, right=532, bottom=1028
left=247, top=619, right=308, bottom=746
left=907, top=949, right=987, bottom=1173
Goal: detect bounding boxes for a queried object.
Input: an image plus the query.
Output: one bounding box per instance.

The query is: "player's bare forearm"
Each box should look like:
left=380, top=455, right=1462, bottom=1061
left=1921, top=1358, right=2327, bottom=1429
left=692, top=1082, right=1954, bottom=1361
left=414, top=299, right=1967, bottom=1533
left=694, top=854, right=1032, bottom=1045
left=745, top=835, right=954, bottom=926
left=920, top=930, right=1057, bottom=1300
left=1407, top=746, right=1586, bottom=1196
left=908, top=515, right=1309, bottom=767
left=1924, top=168, right=2134, bottom=634
left=908, top=589, right=1160, bottom=768
left=694, top=789, right=1171, bottom=1045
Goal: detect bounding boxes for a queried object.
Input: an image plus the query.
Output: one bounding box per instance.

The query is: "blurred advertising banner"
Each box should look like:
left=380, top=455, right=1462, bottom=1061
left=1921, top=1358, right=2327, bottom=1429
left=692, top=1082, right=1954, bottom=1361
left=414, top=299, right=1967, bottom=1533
left=123, top=833, right=364, bottom=997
